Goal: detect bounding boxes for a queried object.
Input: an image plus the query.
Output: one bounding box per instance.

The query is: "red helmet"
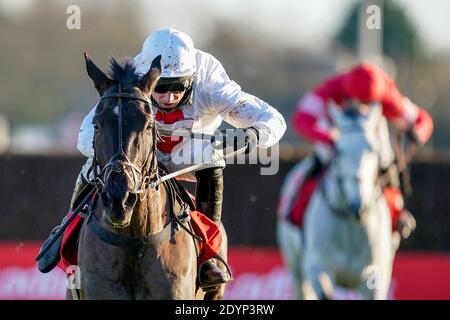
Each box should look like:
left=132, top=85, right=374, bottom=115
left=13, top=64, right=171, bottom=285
left=343, top=63, right=386, bottom=102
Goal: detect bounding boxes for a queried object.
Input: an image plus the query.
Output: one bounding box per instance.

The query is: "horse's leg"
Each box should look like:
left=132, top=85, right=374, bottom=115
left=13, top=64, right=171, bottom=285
left=374, top=202, right=394, bottom=300
left=358, top=200, right=394, bottom=300
left=203, top=222, right=228, bottom=300
left=66, top=288, right=81, bottom=300
left=371, top=233, right=394, bottom=299
left=78, top=225, right=131, bottom=299
left=302, top=261, right=335, bottom=300
left=302, top=225, right=336, bottom=301
left=276, top=220, right=304, bottom=299
left=302, top=192, right=338, bottom=300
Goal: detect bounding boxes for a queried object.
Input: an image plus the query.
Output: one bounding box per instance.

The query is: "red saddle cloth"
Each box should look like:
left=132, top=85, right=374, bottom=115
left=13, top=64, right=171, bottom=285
left=57, top=200, right=221, bottom=271
left=287, top=175, right=321, bottom=229
left=287, top=176, right=403, bottom=232
left=58, top=213, right=83, bottom=271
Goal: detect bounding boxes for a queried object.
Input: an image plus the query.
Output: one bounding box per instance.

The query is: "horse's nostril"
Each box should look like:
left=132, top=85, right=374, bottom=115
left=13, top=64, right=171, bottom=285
left=123, top=192, right=138, bottom=210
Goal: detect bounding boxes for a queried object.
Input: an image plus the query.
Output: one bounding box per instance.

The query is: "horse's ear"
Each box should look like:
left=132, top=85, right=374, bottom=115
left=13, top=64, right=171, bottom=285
left=138, top=55, right=162, bottom=95
left=329, top=100, right=343, bottom=126
left=84, top=52, right=114, bottom=96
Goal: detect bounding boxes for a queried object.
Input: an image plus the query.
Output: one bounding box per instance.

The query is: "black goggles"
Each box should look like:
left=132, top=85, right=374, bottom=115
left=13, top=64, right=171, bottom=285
left=153, top=77, right=192, bottom=94
left=154, top=82, right=187, bottom=93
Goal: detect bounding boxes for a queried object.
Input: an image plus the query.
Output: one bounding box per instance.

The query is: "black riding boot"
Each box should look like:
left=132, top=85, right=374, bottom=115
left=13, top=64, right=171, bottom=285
left=37, top=174, right=88, bottom=273
left=195, top=167, right=231, bottom=289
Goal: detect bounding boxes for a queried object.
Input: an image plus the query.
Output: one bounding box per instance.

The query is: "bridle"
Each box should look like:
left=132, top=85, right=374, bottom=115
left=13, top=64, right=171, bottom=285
left=321, top=156, right=383, bottom=218
left=84, top=83, right=204, bottom=250
left=91, top=84, right=161, bottom=197
left=320, top=125, right=384, bottom=218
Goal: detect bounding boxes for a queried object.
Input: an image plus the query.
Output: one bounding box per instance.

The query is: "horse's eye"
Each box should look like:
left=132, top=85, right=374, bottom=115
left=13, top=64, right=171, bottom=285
left=93, top=123, right=99, bottom=131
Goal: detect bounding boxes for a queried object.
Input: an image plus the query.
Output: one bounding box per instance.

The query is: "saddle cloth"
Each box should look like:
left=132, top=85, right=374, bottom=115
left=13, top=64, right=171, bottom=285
left=286, top=175, right=321, bottom=229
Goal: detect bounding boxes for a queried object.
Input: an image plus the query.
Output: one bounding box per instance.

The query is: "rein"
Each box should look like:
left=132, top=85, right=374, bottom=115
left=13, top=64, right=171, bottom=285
left=393, top=130, right=417, bottom=197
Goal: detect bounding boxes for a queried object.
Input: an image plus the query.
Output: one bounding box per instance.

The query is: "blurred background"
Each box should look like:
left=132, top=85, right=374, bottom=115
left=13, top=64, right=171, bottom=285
left=0, top=0, right=449, bottom=299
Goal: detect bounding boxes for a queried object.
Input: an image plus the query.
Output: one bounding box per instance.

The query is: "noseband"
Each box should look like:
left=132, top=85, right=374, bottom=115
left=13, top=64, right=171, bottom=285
left=91, top=84, right=159, bottom=195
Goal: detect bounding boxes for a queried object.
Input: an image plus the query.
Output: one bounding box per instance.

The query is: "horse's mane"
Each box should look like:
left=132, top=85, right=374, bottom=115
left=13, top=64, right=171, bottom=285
left=108, top=57, right=140, bottom=87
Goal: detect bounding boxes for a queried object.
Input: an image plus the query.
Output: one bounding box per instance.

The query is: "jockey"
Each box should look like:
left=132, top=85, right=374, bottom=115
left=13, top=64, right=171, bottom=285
left=292, top=62, right=433, bottom=238
left=38, top=28, right=286, bottom=288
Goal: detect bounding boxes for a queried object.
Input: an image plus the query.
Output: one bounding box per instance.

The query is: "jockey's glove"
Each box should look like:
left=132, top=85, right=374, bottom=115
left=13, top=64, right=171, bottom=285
left=218, top=127, right=259, bottom=154
left=244, top=127, right=259, bottom=154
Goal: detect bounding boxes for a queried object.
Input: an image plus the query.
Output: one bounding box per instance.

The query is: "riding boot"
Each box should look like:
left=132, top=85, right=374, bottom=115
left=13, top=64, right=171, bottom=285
left=195, top=167, right=232, bottom=290
left=37, top=173, right=89, bottom=273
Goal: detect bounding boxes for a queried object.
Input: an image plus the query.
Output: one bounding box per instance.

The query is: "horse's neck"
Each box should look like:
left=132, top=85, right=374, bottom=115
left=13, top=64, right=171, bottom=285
left=130, top=187, right=167, bottom=238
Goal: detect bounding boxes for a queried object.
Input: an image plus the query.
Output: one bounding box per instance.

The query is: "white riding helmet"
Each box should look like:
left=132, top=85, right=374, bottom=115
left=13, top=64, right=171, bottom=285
left=134, top=28, right=196, bottom=78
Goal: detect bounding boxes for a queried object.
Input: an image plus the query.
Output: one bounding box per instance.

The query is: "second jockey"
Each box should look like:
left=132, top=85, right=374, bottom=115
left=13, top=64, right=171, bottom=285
left=37, top=29, right=286, bottom=289
left=292, top=62, right=433, bottom=238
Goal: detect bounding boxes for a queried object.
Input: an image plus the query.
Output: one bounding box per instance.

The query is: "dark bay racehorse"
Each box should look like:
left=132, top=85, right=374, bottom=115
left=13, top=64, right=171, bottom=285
left=71, top=53, right=209, bottom=299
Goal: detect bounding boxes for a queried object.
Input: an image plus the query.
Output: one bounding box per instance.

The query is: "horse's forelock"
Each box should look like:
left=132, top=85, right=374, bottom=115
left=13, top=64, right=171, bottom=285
left=108, top=57, right=139, bottom=87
